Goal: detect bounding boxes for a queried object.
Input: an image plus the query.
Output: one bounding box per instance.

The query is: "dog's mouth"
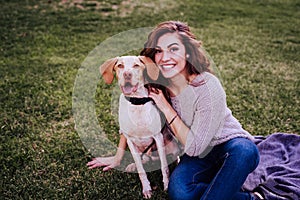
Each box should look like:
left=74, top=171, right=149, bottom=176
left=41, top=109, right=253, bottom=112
left=121, top=82, right=138, bottom=95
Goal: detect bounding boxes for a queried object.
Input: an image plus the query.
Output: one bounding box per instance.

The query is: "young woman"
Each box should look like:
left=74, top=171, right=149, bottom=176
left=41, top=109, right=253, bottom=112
left=88, top=21, right=262, bottom=200
left=141, top=21, right=261, bottom=200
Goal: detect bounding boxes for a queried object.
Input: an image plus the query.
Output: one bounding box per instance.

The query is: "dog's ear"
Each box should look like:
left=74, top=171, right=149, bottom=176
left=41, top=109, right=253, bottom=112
left=138, top=56, right=159, bottom=81
left=99, top=57, right=118, bottom=84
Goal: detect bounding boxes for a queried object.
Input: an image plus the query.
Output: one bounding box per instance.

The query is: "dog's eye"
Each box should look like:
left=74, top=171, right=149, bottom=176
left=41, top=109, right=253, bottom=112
left=133, top=64, right=140, bottom=68
left=117, top=64, right=124, bottom=68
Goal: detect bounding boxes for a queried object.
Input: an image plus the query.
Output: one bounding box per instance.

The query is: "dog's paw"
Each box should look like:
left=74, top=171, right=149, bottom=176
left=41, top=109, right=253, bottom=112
left=125, top=163, right=137, bottom=172
left=143, top=189, right=152, bottom=199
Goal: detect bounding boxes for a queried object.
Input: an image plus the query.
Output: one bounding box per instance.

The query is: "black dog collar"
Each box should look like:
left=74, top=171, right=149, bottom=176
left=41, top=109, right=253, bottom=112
left=125, top=96, right=153, bottom=105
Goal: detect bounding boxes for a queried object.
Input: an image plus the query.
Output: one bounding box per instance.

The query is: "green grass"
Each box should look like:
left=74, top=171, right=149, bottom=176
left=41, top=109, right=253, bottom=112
left=0, top=0, right=299, bottom=199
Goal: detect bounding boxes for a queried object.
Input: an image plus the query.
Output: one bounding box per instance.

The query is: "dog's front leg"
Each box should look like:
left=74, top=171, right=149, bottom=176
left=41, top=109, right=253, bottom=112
left=153, top=133, right=169, bottom=191
left=126, top=138, right=152, bottom=199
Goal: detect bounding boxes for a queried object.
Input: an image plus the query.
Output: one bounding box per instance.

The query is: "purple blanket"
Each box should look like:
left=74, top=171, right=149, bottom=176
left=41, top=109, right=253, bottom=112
left=243, top=133, right=300, bottom=200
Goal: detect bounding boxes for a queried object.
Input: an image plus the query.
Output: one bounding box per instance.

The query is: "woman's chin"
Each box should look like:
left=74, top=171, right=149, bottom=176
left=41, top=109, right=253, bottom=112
left=160, top=70, right=172, bottom=78
left=161, top=69, right=185, bottom=79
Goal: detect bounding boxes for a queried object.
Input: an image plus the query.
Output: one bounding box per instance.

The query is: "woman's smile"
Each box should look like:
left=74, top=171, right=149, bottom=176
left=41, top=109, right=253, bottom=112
left=160, top=63, right=176, bottom=70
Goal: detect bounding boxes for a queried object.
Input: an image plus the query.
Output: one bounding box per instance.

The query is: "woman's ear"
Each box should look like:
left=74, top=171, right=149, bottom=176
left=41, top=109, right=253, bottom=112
left=99, top=57, right=118, bottom=84
left=138, top=56, right=159, bottom=81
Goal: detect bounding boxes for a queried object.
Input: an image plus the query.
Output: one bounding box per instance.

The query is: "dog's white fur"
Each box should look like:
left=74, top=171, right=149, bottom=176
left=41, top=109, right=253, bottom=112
left=100, top=56, right=178, bottom=198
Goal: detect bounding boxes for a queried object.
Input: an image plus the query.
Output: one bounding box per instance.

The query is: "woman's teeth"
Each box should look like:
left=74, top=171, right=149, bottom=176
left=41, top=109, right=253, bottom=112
left=161, top=64, right=175, bottom=69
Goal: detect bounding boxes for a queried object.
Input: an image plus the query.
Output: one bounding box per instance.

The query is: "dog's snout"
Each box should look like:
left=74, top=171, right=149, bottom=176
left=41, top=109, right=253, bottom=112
left=123, top=71, right=132, bottom=80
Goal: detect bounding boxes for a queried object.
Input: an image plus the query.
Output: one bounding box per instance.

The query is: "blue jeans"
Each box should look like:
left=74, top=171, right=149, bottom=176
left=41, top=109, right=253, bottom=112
left=168, top=137, right=260, bottom=200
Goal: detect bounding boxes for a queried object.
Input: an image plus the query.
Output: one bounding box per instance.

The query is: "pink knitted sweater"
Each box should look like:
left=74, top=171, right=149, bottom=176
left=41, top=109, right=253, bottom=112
left=170, top=72, right=254, bottom=157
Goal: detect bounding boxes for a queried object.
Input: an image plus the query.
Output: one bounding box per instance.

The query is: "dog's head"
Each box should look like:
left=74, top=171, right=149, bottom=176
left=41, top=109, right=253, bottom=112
left=100, top=56, right=159, bottom=96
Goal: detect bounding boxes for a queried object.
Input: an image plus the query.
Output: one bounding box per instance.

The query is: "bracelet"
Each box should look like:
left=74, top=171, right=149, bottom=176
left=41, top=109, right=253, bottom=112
left=168, top=114, right=178, bottom=125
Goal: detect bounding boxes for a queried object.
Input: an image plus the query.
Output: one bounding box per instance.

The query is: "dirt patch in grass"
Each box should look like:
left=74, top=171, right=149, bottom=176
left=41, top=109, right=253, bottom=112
left=30, top=0, right=178, bottom=17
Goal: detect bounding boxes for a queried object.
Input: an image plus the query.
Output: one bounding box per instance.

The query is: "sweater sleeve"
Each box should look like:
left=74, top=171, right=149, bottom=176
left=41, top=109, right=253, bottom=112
left=184, top=75, right=227, bottom=157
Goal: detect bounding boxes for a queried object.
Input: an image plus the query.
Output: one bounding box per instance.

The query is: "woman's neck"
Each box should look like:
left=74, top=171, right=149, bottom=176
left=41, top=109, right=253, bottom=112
left=168, top=73, right=198, bottom=97
left=168, top=73, right=188, bottom=97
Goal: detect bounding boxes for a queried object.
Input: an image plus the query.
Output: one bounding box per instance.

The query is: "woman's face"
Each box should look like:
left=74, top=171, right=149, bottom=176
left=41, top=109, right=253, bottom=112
left=154, top=32, right=187, bottom=79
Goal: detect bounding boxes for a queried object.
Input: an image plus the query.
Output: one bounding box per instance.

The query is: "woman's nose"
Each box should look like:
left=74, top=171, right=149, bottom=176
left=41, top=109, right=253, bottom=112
left=161, top=51, right=171, bottom=62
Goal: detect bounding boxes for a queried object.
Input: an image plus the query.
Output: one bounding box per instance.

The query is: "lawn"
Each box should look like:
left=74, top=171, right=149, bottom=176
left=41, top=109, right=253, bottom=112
left=0, top=0, right=299, bottom=199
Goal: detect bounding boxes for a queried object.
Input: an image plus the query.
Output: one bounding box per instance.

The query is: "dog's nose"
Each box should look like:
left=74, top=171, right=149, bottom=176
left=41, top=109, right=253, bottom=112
left=123, top=71, right=132, bottom=80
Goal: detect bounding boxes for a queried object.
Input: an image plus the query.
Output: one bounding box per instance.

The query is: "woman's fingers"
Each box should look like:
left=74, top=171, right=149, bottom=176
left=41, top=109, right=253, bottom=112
left=149, top=89, right=162, bottom=99
left=87, top=157, right=113, bottom=169
left=88, top=162, right=105, bottom=169
left=87, top=159, right=98, bottom=167
left=149, top=89, right=167, bottom=109
left=103, top=163, right=116, bottom=171
left=87, top=156, right=121, bottom=171
left=148, top=86, right=160, bottom=94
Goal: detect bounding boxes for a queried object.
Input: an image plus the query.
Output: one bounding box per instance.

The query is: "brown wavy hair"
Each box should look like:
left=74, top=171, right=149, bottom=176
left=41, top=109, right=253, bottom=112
left=140, top=21, right=211, bottom=78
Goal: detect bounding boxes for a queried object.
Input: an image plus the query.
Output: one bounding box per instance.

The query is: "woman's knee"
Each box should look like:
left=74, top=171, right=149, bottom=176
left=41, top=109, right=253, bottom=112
left=228, top=138, right=260, bottom=169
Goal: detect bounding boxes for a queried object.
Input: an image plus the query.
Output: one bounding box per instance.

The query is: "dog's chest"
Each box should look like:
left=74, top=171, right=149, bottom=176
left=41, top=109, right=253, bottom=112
left=118, top=94, right=162, bottom=138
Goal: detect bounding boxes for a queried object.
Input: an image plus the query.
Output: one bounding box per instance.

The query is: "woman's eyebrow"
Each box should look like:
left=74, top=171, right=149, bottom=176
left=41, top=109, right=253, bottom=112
left=155, top=43, right=179, bottom=49
left=167, top=43, right=179, bottom=48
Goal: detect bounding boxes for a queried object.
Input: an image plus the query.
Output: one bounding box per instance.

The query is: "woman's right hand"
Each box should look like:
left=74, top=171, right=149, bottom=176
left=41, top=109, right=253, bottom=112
left=87, top=134, right=127, bottom=171
left=148, top=88, right=173, bottom=115
left=87, top=156, right=121, bottom=171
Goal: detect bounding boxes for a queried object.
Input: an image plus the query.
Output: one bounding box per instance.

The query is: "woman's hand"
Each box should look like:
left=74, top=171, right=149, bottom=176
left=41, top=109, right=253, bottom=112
left=87, top=134, right=127, bottom=171
left=148, top=88, right=172, bottom=114
left=87, top=156, right=121, bottom=171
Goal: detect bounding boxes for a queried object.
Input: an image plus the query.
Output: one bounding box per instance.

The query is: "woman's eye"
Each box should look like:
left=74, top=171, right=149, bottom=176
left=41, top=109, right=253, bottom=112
left=170, top=47, right=179, bottom=53
left=155, top=49, right=162, bottom=54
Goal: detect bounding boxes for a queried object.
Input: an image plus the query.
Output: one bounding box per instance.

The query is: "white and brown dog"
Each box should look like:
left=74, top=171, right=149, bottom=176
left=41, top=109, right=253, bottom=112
left=100, top=56, right=179, bottom=198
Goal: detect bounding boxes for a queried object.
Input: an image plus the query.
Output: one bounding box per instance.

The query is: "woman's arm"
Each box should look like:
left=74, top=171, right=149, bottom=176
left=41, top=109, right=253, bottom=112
left=87, top=134, right=127, bottom=171
left=149, top=75, right=226, bottom=157
left=149, top=89, right=189, bottom=146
